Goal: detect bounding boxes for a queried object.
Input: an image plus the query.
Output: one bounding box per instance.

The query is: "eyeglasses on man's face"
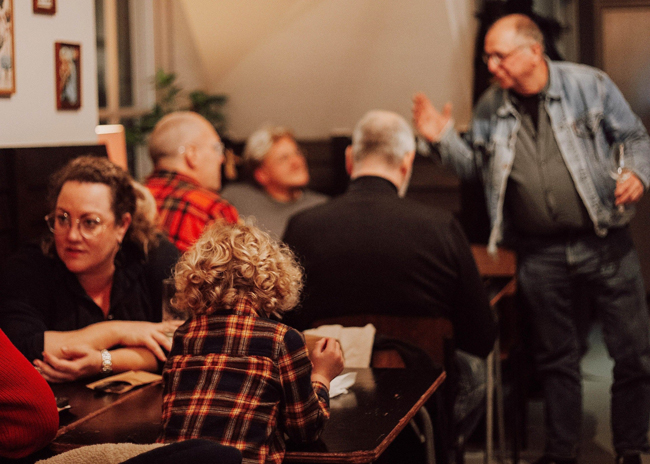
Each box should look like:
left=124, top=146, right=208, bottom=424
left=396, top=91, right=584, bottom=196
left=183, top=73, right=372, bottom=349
left=177, top=141, right=225, bottom=159
left=213, top=141, right=225, bottom=158
left=45, top=212, right=109, bottom=239
left=482, top=44, right=531, bottom=67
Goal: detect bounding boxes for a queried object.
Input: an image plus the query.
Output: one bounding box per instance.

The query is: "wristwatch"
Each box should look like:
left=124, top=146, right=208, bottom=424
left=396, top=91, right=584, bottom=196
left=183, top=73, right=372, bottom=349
left=100, top=349, right=113, bottom=375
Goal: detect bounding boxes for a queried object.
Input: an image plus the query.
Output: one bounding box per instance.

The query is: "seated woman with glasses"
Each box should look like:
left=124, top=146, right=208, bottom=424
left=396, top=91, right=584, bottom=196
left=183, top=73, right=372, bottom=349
left=0, top=156, right=180, bottom=382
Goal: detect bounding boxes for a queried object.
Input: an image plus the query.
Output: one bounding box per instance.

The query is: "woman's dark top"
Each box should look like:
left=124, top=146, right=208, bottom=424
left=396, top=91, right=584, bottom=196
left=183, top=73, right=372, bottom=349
left=0, top=238, right=179, bottom=362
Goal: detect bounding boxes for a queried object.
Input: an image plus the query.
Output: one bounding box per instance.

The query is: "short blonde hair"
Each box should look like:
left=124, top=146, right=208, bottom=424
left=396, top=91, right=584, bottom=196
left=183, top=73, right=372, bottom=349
left=242, top=125, right=295, bottom=174
left=173, top=222, right=303, bottom=318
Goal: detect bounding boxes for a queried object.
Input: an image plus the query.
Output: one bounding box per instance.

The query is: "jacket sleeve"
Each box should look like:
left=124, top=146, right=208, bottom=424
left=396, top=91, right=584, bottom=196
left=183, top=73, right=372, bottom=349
left=447, top=218, right=498, bottom=358
left=0, top=245, right=52, bottom=362
left=599, top=70, right=650, bottom=190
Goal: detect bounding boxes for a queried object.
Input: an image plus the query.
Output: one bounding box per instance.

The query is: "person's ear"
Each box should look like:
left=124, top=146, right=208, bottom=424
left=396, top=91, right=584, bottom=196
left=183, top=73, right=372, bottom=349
left=253, top=167, right=269, bottom=187
left=184, top=144, right=199, bottom=170
left=345, top=146, right=354, bottom=176
left=400, top=150, right=415, bottom=176
left=530, top=42, right=544, bottom=60
left=115, top=212, right=132, bottom=243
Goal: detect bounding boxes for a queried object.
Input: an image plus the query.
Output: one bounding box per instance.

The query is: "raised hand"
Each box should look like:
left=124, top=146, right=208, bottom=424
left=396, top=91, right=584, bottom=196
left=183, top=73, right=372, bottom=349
left=412, top=92, right=453, bottom=142
left=309, top=337, right=344, bottom=388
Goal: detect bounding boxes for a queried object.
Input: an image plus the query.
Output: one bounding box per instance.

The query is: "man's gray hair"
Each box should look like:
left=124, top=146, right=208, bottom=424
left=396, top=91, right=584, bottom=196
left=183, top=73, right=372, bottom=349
left=351, top=110, right=415, bottom=165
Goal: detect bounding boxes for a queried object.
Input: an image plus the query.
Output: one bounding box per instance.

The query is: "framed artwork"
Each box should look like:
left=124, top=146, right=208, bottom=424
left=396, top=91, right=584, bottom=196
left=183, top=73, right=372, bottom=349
left=33, top=0, right=55, bottom=15
left=0, top=0, right=15, bottom=96
left=55, top=42, right=81, bottom=110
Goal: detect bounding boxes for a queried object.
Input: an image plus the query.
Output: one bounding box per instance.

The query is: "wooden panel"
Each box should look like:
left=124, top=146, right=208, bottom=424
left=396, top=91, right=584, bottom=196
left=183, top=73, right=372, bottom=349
left=0, top=145, right=108, bottom=267
left=595, top=0, right=650, bottom=293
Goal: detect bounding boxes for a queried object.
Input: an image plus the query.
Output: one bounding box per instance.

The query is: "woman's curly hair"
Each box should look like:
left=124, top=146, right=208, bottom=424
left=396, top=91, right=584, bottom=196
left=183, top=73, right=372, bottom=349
left=173, top=221, right=303, bottom=318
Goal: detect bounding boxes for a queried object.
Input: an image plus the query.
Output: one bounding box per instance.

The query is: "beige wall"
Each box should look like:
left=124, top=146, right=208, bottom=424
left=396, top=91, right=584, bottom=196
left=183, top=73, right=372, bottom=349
left=0, top=0, right=98, bottom=147
left=166, top=0, right=478, bottom=139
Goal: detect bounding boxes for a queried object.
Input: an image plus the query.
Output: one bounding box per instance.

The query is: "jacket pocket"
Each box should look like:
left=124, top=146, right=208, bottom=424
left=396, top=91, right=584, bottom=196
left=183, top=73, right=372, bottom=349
left=573, top=110, right=603, bottom=138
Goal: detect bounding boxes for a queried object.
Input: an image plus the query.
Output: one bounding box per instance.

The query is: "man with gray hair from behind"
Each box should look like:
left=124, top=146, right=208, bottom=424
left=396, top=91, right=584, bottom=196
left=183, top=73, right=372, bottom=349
left=283, top=110, right=497, bottom=461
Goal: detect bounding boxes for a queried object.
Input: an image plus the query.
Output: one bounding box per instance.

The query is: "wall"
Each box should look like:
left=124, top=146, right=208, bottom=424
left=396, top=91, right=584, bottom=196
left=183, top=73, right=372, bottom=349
left=600, top=4, right=650, bottom=291
left=168, top=0, right=478, bottom=140
left=0, top=0, right=98, bottom=147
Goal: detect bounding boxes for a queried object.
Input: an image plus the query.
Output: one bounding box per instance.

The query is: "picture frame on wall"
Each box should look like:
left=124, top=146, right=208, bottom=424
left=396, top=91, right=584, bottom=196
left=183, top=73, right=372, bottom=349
left=55, top=42, right=81, bottom=110
left=33, top=0, right=56, bottom=15
left=0, top=0, right=15, bottom=96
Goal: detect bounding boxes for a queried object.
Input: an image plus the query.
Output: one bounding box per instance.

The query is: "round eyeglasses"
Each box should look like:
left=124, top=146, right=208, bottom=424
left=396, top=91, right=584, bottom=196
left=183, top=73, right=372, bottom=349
left=482, top=44, right=530, bottom=67
left=45, top=212, right=108, bottom=239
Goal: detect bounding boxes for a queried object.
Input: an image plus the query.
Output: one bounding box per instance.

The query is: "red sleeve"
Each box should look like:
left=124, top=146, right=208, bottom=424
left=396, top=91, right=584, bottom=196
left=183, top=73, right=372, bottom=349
left=0, top=330, right=59, bottom=458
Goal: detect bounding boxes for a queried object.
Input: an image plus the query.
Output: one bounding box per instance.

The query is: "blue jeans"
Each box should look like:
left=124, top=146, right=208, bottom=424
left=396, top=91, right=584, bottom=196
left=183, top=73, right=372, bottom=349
left=454, top=349, right=487, bottom=439
left=516, top=227, right=650, bottom=459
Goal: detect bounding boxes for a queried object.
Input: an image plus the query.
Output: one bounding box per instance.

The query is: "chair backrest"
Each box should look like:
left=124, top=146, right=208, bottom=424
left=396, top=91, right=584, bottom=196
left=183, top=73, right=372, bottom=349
left=311, top=314, right=453, bottom=368
left=470, top=245, right=516, bottom=277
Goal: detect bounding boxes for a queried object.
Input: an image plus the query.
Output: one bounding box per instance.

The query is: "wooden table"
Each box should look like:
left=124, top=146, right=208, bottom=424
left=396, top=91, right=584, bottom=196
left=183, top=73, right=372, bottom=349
left=471, top=244, right=518, bottom=464
left=51, top=367, right=445, bottom=464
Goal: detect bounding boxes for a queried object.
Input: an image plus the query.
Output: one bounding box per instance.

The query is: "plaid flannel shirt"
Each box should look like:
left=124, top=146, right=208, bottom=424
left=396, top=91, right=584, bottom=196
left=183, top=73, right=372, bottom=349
left=159, top=298, right=330, bottom=464
left=145, top=170, right=239, bottom=252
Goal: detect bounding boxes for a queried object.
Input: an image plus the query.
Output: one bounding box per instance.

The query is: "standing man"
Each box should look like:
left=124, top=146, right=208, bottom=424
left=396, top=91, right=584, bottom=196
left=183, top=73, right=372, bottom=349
left=283, top=110, right=497, bottom=450
left=222, top=125, right=328, bottom=238
left=413, top=14, right=650, bottom=464
left=145, top=111, right=239, bottom=252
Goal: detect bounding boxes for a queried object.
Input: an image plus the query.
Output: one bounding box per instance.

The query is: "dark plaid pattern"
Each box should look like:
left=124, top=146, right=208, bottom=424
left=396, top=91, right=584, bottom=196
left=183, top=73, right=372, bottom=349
left=159, top=298, right=330, bottom=464
left=145, top=170, right=239, bottom=252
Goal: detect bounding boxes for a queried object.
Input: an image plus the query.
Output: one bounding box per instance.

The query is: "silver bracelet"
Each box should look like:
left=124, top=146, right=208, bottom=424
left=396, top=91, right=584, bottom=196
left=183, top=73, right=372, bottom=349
left=100, top=349, right=113, bottom=375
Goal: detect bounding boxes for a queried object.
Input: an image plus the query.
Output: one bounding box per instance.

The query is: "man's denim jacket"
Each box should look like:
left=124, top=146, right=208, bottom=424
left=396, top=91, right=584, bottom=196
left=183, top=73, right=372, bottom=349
left=437, top=60, right=650, bottom=252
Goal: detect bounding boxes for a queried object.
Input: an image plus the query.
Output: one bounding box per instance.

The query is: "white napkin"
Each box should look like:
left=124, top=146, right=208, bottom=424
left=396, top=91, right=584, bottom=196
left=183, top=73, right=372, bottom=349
left=329, top=371, right=357, bottom=398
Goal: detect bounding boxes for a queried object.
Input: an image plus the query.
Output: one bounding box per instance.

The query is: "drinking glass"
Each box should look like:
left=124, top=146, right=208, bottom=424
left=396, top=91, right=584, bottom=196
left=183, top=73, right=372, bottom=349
left=609, top=143, right=632, bottom=213
left=162, top=277, right=189, bottom=341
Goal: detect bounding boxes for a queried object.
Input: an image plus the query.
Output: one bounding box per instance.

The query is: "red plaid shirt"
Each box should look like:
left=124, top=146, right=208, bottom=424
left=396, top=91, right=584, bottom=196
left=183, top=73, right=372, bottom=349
left=158, top=298, right=330, bottom=464
left=145, top=170, right=239, bottom=252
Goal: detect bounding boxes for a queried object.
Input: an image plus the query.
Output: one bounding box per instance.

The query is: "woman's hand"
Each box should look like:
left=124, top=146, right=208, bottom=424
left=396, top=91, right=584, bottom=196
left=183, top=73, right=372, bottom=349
left=115, top=320, right=183, bottom=361
left=309, top=337, right=344, bottom=388
left=35, top=345, right=101, bottom=383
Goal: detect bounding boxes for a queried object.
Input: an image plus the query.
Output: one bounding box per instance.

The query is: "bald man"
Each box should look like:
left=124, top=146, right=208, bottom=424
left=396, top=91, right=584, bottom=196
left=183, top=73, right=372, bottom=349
left=413, top=14, right=650, bottom=464
left=145, top=111, right=238, bottom=252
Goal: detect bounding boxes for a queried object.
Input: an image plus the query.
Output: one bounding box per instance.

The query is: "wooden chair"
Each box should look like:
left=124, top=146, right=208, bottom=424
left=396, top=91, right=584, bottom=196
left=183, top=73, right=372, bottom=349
left=311, top=314, right=454, bottom=464
left=313, top=313, right=453, bottom=368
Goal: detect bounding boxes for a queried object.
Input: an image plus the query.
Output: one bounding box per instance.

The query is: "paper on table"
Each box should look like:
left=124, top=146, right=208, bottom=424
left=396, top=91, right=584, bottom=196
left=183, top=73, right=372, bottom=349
left=304, top=324, right=375, bottom=368
left=329, top=371, right=357, bottom=398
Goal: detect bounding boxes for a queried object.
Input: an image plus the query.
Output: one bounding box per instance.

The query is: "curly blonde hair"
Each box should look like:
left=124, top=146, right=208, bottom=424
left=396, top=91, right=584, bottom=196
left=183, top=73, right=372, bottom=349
left=173, top=221, right=303, bottom=318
